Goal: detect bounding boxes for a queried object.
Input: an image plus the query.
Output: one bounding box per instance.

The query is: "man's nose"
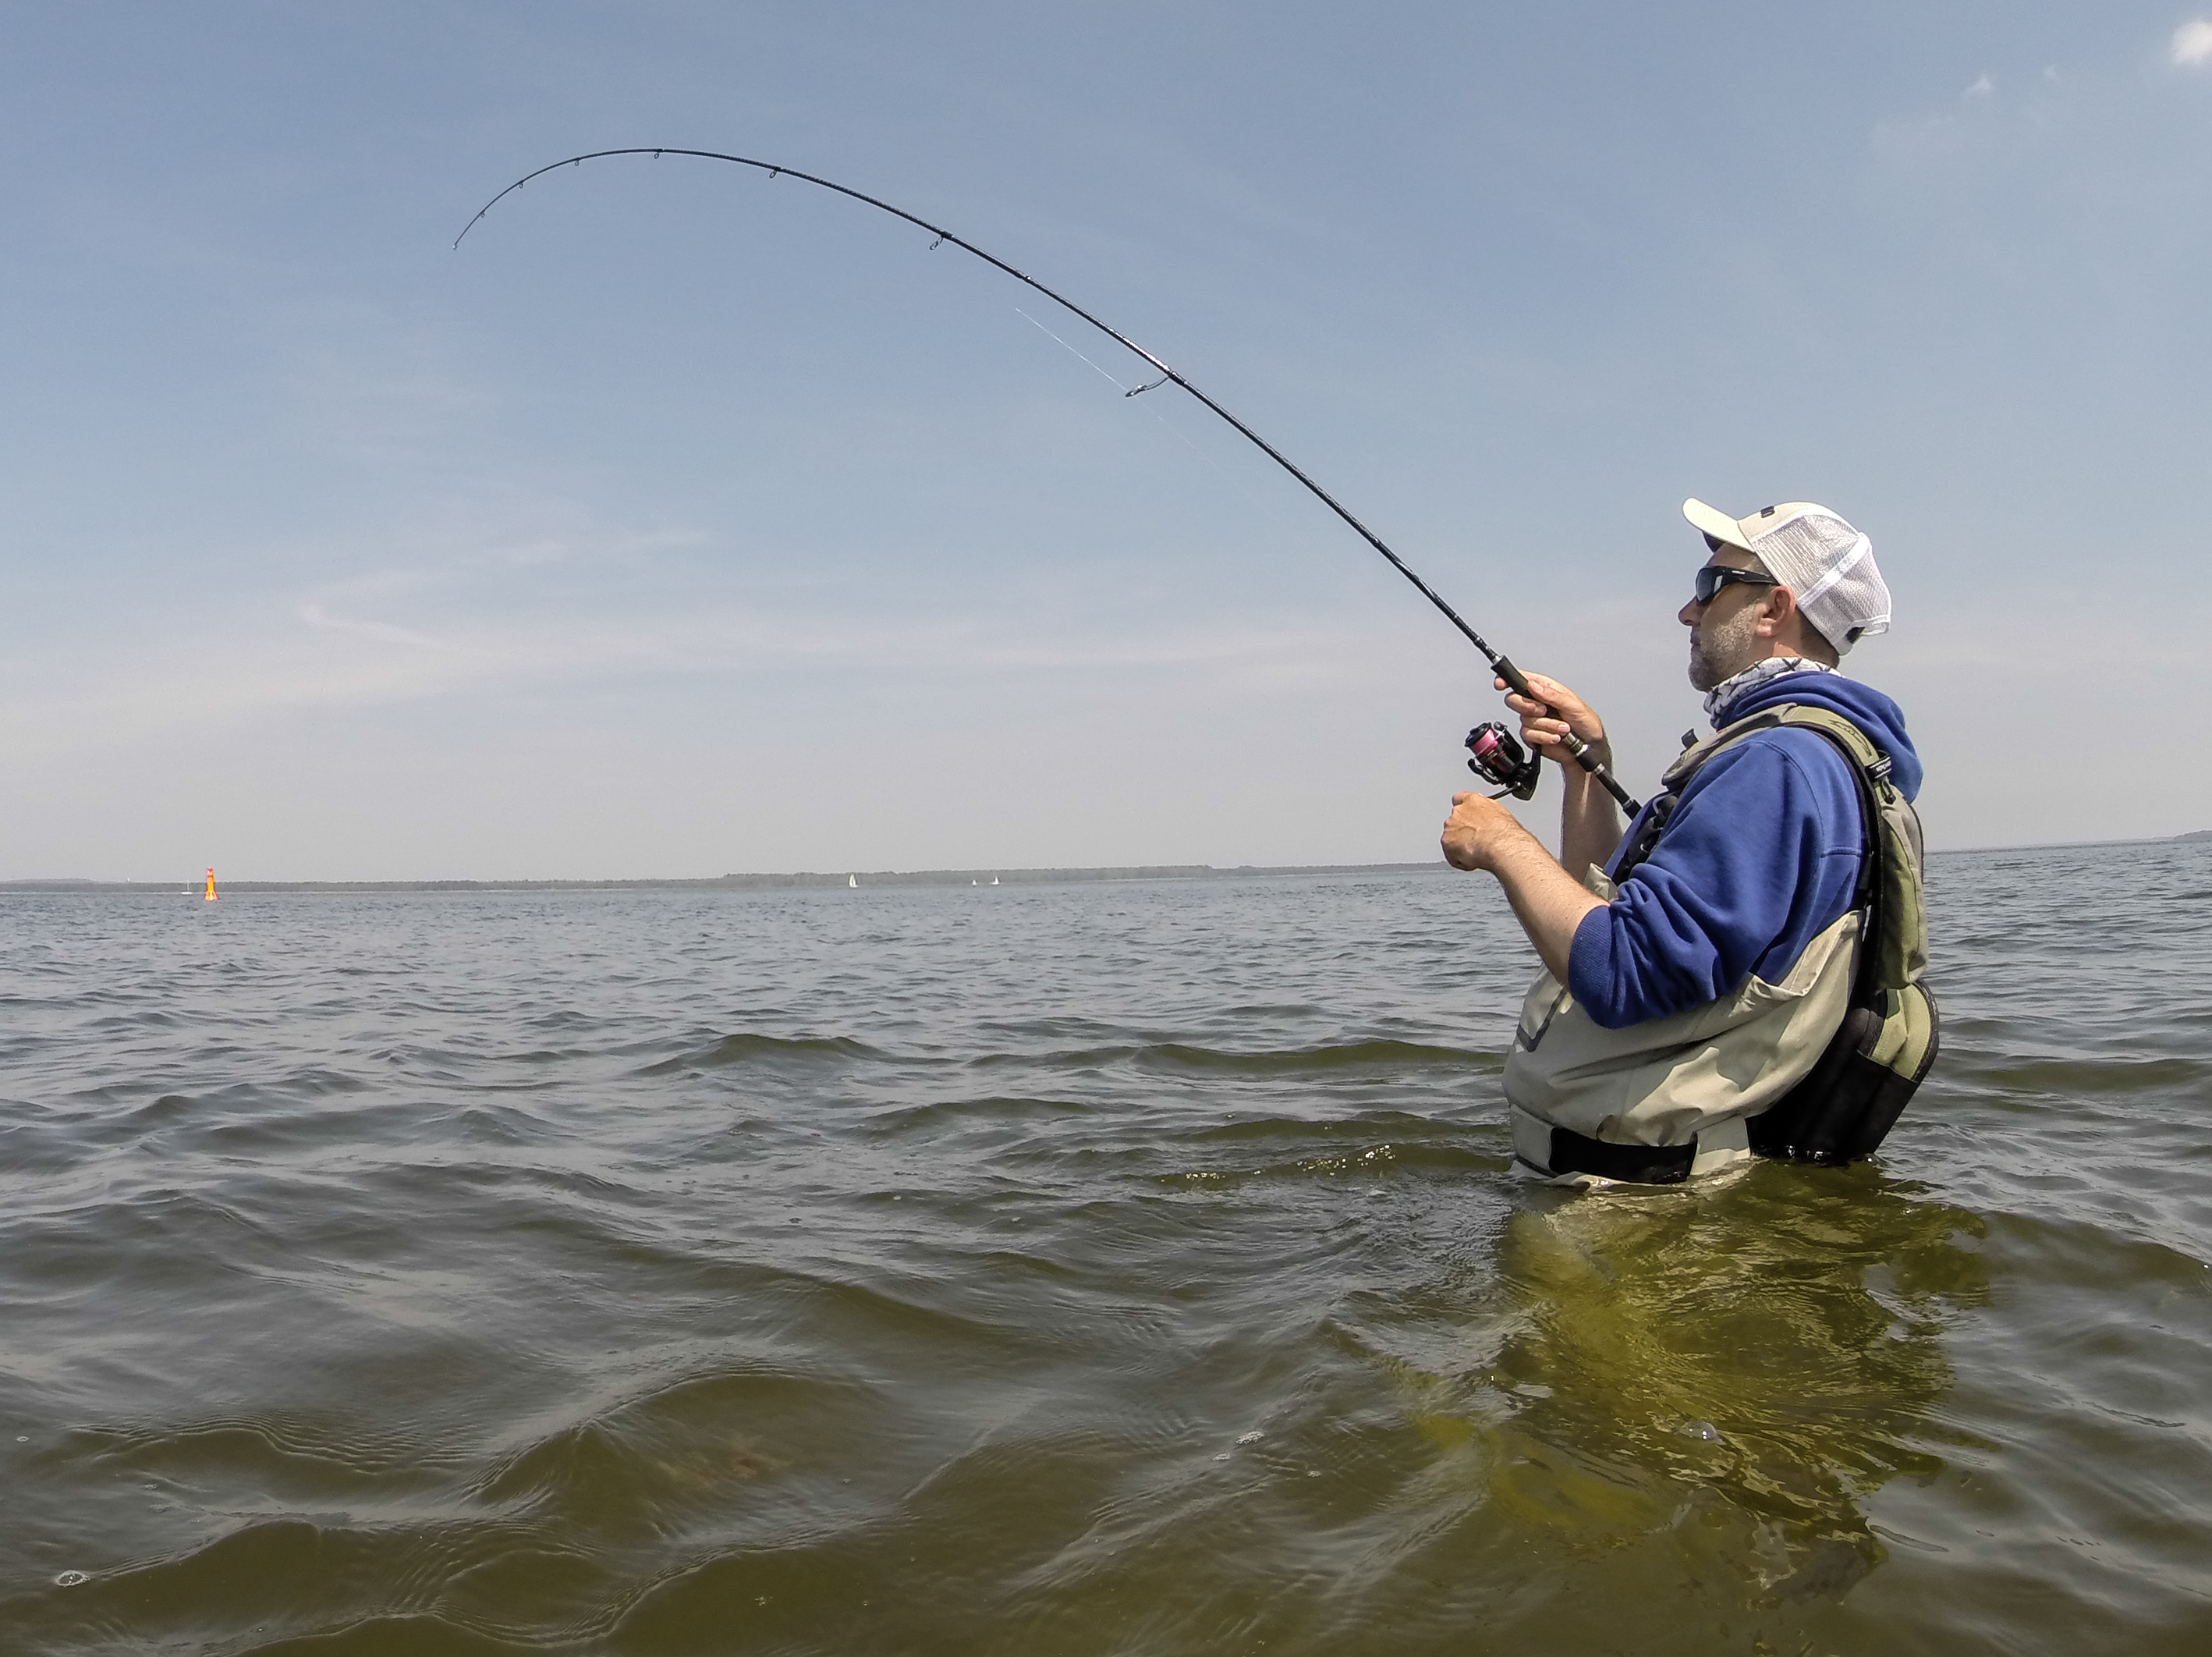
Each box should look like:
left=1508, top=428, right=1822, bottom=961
left=1678, top=596, right=1703, bottom=626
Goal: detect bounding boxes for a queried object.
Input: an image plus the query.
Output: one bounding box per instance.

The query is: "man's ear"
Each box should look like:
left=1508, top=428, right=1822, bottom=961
left=1759, top=583, right=1838, bottom=662
left=1758, top=583, right=1799, bottom=639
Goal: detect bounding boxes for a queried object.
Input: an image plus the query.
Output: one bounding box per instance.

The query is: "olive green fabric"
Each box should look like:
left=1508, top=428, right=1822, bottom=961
left=1867, top=983, right=1935, bottom=1077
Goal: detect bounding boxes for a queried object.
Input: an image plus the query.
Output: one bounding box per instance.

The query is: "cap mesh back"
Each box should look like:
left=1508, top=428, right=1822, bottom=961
left=1750, top=509, right=1890, bottom=655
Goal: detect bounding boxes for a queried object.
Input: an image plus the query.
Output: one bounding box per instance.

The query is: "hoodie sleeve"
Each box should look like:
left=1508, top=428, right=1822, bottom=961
left=1565, top=733, right=1861, bottom=1029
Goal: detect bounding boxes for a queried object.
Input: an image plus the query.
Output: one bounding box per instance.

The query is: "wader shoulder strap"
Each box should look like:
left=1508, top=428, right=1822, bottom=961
left=1753, top=706, right=1927, bottom=992
left=1608, top=711, right=1810, bottom=885
left=1618, top=703, right=1911, bottom=951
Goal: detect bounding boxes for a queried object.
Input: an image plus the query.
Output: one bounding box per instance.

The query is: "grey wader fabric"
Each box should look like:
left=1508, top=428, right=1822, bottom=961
left=1502, top=702, right=1936, bottom=1182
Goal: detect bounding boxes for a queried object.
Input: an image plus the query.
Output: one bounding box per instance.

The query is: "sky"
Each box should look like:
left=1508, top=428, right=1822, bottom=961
left=2, top=2, right=2208, bottom=880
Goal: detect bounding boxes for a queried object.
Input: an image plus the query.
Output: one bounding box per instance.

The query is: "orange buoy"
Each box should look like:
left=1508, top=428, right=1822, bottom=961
left=204, top=868, right=218, bottom=903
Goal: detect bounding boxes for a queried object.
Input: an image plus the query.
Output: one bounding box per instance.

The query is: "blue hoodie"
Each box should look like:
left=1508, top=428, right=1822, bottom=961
left=1565, top=673, right=1921, bottom=1031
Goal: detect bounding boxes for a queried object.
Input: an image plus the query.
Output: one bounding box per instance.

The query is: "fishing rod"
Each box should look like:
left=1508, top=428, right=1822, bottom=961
left=456, top=148, right=1643, bottom=817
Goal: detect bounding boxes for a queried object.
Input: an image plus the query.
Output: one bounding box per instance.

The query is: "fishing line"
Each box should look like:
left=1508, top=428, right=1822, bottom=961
left=1016, top=303, right=1244, bottom=481
left=1013, top=307, right=1134, bottom=394
left=1014, top=305, right=1307, bottom=544
left=456, top=147, right=1640, bottom=814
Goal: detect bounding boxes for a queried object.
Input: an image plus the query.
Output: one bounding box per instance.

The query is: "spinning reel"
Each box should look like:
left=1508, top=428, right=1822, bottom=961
left=1466, top=722, right=1542, bottom=801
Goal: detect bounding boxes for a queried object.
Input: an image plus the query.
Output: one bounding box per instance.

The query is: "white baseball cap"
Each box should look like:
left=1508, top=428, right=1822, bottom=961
left=1682, top=497, right=1891, bottom=656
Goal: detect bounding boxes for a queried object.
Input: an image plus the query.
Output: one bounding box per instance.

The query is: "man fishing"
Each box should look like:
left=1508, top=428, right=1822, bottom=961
left=1440, top=499, right=1931, bottom=1183
left=462, top=158, right=1933, bottom=1180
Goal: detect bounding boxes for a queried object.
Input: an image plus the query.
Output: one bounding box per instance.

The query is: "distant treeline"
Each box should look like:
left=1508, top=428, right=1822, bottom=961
left=0, top=864, right=1445, bottom=895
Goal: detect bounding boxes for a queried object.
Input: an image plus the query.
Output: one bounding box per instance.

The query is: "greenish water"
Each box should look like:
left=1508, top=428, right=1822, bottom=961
left=2, top=843, right=2207, bottom=1654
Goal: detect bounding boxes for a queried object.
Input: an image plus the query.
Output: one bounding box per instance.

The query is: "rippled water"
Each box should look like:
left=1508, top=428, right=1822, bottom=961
left=3, top=843, right=2209, bottom=1655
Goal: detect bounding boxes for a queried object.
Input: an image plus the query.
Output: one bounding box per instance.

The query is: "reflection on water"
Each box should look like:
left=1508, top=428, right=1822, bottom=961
left=1463, top=1166, right=1990, bottom=1615
left=1, top=845, right=2209, bottom=1654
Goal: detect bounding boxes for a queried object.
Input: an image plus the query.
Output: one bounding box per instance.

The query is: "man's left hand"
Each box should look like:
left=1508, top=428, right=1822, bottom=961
left=1441, top=790, right=1524, bottom=871
left=1440, top=789, right=1604, bottom=983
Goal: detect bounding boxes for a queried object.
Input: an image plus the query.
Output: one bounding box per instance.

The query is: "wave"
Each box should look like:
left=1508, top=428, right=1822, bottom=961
left=975, top=1038, right=1498, bottom=1076
left=635, top=1032, right=896, bottom=1075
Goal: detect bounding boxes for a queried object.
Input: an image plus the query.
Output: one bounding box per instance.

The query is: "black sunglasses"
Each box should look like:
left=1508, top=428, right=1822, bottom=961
left=1691, top=565, right=1779, bottom=606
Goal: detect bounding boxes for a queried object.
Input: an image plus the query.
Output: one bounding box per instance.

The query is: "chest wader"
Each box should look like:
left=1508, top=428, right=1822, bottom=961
left=1612, top=704, right=1939, bottom=1168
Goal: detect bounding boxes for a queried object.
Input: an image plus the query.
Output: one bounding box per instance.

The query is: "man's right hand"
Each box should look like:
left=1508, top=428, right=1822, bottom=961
left=1495, top=672, right=1611, bottom=770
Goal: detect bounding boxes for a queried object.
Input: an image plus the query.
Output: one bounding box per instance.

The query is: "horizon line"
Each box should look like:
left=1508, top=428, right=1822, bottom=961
left=0, top=861, right=1442, bottom=894
left=2, top=833, right=2204, bottom=892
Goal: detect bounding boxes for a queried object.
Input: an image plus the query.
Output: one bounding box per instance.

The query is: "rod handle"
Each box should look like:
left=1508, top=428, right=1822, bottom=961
left=1491, top=655, right=1643, bottom=816
left=1557, top=733, right=1643, bottom=818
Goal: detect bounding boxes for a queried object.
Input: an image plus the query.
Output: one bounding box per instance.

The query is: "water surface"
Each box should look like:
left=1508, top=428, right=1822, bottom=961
left=3, top=843, right=2209, bottom=1654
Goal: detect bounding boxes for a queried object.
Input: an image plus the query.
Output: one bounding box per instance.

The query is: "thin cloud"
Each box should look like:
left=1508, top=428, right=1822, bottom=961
left=1962, top=73, right=1994, bottom=99
left=2176, top=19, right=2212, bottom=67
left=298, top=603, right=442, bottom=648
left=0, top=597, right=1344, bottom=767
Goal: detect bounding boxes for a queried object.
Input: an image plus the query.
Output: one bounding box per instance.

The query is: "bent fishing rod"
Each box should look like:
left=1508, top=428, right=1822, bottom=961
left=456, top=148, right=1643, bottom=817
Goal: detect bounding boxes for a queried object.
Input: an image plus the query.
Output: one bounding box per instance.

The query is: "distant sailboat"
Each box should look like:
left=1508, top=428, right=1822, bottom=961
left=990, top=875, right=999, bottom=885
left=849, top=874, right=859, bottom=889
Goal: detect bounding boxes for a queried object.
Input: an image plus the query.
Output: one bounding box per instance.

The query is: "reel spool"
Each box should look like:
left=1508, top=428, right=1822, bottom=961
left=1466, top=722, right=1541, bottom=801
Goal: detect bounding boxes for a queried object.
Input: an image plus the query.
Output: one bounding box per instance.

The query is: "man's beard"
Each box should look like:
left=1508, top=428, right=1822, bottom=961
left=1687, top=605, right=1765, bottom=692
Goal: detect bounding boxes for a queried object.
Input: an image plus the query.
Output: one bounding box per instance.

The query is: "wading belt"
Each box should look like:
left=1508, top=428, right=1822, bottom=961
left=1539, top=1124, right=1696, bottom=1185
